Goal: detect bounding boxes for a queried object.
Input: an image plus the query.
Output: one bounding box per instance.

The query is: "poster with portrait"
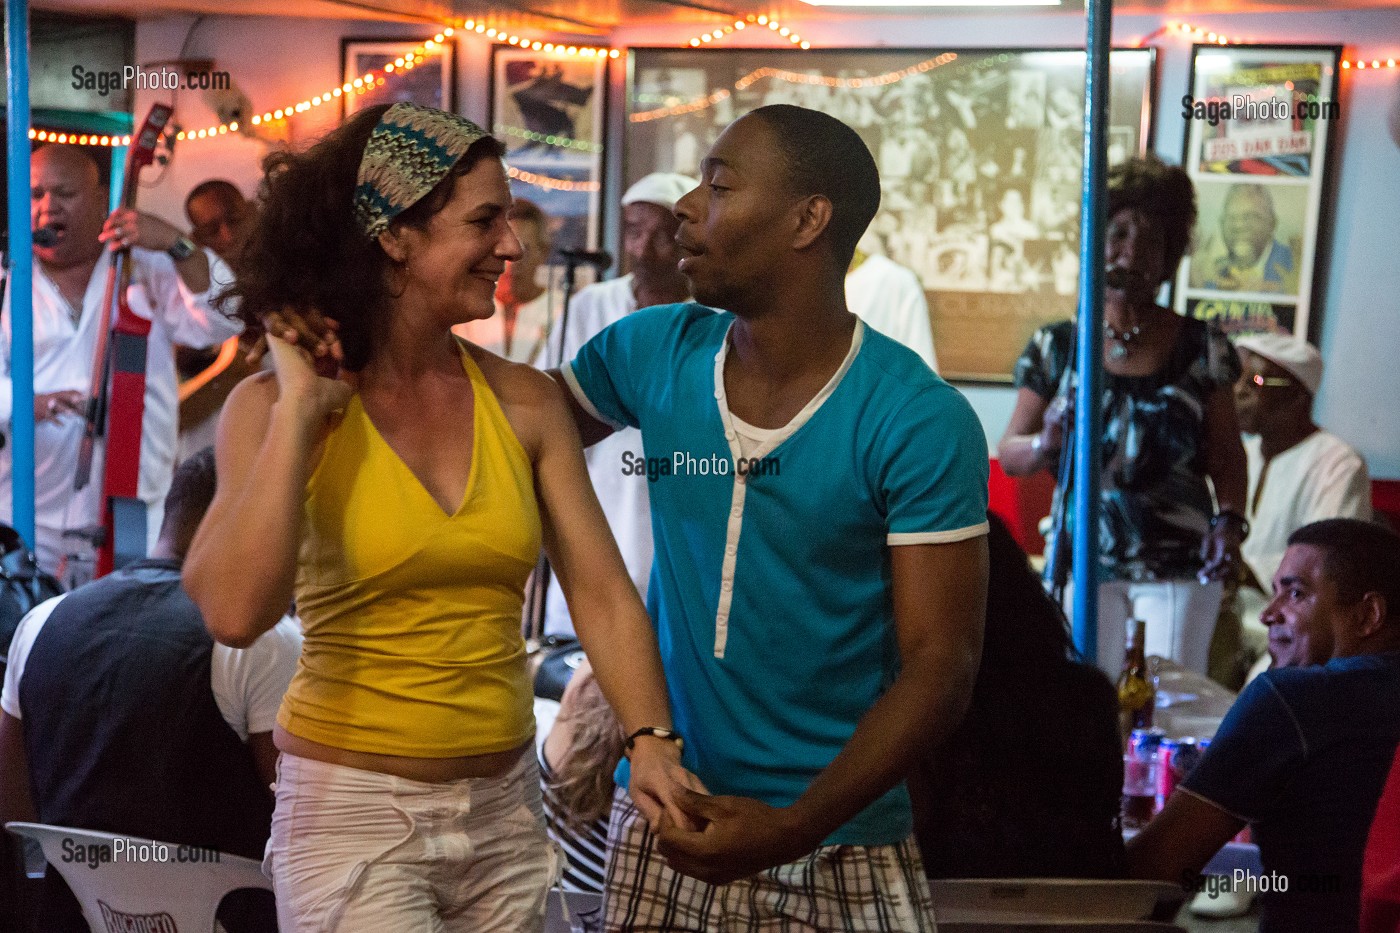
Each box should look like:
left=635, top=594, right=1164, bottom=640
left=341, top=38, right=457, bottom=118
left=490, top=46, right=608, bottom=253
left=626, top=47, right=1156, bottom=383
left=1174, top=45, right=1342, bottom=342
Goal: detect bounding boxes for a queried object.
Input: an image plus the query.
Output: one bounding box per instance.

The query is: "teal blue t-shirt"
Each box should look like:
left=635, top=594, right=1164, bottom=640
left=563, top=304, right=989, bottom=845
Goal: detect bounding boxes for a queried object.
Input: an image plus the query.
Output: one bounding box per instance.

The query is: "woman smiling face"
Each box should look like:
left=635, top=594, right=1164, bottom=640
left=381, top=158, right=524, bottom=326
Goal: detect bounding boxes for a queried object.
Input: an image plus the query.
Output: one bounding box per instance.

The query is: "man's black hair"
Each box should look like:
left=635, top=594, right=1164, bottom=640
left=1288, top=518, right=1400, bottom=619
left=745, top=105, right=880, bottom=265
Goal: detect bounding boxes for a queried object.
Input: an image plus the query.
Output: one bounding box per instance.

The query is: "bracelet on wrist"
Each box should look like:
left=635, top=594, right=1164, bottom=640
left=1211, top=509, right=1250, bottom=539
left=624, top=726, right=684, bottom=757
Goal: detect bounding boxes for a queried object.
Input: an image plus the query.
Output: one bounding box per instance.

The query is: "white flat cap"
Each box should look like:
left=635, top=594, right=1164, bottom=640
left=621, top=172, right=698, bottom=212
left=1235, top=332, right=1323, bottom=395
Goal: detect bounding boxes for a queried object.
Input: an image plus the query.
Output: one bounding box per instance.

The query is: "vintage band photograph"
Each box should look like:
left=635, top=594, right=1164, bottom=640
left=627, top=47, right=1156, bottom=382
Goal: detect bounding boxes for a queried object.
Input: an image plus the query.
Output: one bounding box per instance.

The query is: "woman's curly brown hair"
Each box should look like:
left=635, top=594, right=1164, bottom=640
left=217, top=103, right=505, bottom=371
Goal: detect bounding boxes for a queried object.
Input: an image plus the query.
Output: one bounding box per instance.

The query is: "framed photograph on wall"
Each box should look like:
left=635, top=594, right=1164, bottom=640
left=626, top=46, right=1156, bottom=383
left=1173, top=44, right=1342, bottom=342
left=490, top=45, right=608, bottom=253
left=341, top=37, right=458, bottom=118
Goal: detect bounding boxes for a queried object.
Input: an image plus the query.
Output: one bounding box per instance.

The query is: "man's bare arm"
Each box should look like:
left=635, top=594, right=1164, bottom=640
left=546, top=368, right=616, bottom=448
left=658, top=536, right=988, bottom=883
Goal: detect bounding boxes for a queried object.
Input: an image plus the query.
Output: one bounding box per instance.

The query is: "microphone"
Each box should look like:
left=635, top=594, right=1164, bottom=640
left=33, top=226, right=58, bottom=248
left=558, top=248, right=612, bottom=271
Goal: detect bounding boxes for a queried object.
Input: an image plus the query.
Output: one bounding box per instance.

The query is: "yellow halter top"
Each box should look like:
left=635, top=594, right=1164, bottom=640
left=278, top=343, right=541, bottom=758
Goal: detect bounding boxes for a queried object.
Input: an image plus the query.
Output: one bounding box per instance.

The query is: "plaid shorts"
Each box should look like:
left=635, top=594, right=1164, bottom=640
left=602, top=790, right=937, bottom=932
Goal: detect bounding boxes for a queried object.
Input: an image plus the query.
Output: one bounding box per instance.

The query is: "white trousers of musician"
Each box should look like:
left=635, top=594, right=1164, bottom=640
left=265, top=750, right=560, bottom=933
left=1092, top=578, right=1225, bottom=677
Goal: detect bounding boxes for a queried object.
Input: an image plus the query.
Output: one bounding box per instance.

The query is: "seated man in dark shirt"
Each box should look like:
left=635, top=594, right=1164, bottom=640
left=0, top=449, right=301, bottom=932
left=1128, top=517, right=1400, bottom=933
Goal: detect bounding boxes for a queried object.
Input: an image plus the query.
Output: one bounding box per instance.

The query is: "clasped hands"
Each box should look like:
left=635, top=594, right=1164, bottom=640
left=630, top=739, right=824, bottom=886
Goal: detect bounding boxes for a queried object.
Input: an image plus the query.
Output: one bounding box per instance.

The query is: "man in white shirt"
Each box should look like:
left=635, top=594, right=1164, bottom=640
left=845, top=243, right=939, bottom=372
left=1234, top=332, right=1372, bottom=663
left=536, top=172, right=696, bottom=638
left=1, top=145, right=242, bottom=584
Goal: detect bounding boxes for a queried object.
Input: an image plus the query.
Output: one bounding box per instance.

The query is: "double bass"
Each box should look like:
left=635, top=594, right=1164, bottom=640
left=74, top=103, right=174, bottom=578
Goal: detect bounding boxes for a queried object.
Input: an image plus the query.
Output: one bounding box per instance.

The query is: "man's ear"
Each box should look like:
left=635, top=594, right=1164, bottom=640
left=1356, top=592, right=1389, bottom=639
left=378, top=225, right=410, bottom=264
left=791, top=194, right=833, bottom=252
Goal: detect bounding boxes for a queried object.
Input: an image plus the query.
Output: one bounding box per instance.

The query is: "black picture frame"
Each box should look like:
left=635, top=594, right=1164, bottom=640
left=340, top=36, right=458, bottom=120
left=1173, top=43, right=1343, bottom=345
left=489, top=44, right=610, bottom=253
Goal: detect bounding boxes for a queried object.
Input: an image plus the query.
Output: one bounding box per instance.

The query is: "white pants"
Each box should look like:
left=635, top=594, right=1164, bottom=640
left=265, top=750, right=559, bottom=933
left=1094, top=578, right=1225, bottom=677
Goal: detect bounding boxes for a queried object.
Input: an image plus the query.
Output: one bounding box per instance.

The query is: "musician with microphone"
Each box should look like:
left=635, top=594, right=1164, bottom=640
left=0, top=145, right=242, bottom=585
left=996, top=156, right=1249, bottom=681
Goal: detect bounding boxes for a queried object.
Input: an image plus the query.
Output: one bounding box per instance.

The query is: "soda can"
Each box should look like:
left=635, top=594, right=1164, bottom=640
left=1157, top=737, right=1207, bottom=805
left=1128, top=728, right=1166, bottom=763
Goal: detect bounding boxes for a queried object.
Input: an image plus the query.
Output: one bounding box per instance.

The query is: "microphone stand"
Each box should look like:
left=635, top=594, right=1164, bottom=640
left=525, top=253, right=589, bottom=654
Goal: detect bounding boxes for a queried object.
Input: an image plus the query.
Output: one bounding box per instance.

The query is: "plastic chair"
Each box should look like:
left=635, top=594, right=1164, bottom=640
left=6, top=822, right=271, bottom=933
left=931, top=878, right=1186, bottom=924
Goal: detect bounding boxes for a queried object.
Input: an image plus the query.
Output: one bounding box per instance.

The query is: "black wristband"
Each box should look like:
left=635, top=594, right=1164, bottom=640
left=624, top=726, right=684, bottom=756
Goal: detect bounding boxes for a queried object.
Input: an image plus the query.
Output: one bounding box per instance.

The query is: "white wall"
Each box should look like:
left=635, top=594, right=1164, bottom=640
left=132, top=9, right=1400, bottom=475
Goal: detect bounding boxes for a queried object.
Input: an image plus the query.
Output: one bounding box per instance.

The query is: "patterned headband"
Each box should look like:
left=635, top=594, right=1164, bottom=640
left=353, top=102, right=490, bottom=238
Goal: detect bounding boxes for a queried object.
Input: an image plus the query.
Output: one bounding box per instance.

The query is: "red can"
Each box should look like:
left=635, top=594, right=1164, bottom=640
left=1157, top=737, right=1207, bottom=806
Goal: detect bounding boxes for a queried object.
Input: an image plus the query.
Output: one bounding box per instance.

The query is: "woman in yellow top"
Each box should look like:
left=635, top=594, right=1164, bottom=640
left=184, top=103, right=698, bottom=932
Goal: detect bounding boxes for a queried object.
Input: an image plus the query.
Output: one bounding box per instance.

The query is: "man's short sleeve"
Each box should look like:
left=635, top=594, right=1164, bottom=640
left=561, top=304, right=688, bottom=432
left=1179, top=673, right=1306, bottom=822
left=210, top=616, right=303, bottom=741
left=1, top=595, right=66, bottom=719
left=882, top=385, right=990, bottom=545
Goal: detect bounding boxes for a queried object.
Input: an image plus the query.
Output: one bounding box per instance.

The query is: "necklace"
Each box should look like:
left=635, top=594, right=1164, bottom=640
left=1104, top=320, right=1143, bottom=361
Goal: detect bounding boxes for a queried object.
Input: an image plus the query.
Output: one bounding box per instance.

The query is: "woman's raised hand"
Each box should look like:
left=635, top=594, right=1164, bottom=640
left=265, top=331, right=352, bottom=436
left=247, top=306, right=343, bottom=374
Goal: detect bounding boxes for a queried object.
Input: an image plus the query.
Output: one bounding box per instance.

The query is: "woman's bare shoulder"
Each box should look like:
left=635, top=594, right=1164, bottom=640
left=464, top=343, right=571, bottom=455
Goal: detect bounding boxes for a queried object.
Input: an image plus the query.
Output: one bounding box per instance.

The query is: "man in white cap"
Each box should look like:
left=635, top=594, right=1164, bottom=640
left=536, top=172, right=697, bottom=640
left=1234, top=332, right=1372, bottom=665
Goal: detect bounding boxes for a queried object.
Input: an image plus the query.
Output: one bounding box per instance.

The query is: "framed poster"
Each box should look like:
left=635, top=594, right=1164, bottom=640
left=341, top=37, right=458, bottom=118
left=490, top=45, right=608, bottom=252
left=626, top=47, right=1156, bottom=383
left=1173, top=44, right=1342, bottom=342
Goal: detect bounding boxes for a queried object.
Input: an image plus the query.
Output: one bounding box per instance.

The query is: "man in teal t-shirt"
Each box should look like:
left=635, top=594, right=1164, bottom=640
left=554, top=105, right=990, bottom=932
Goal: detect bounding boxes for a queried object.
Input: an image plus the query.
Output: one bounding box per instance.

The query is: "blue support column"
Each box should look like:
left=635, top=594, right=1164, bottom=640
left=1071, top=0, right=1113, bottom=663
left=109, top=146, right=125, bottom=213
left=5, top=0, right=35, bottom=549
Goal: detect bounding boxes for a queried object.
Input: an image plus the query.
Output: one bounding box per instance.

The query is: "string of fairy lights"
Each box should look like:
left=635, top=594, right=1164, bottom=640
left=1145, top=21, right=1396, bottom=70
left=27, top=14, right=1397, bottom=152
